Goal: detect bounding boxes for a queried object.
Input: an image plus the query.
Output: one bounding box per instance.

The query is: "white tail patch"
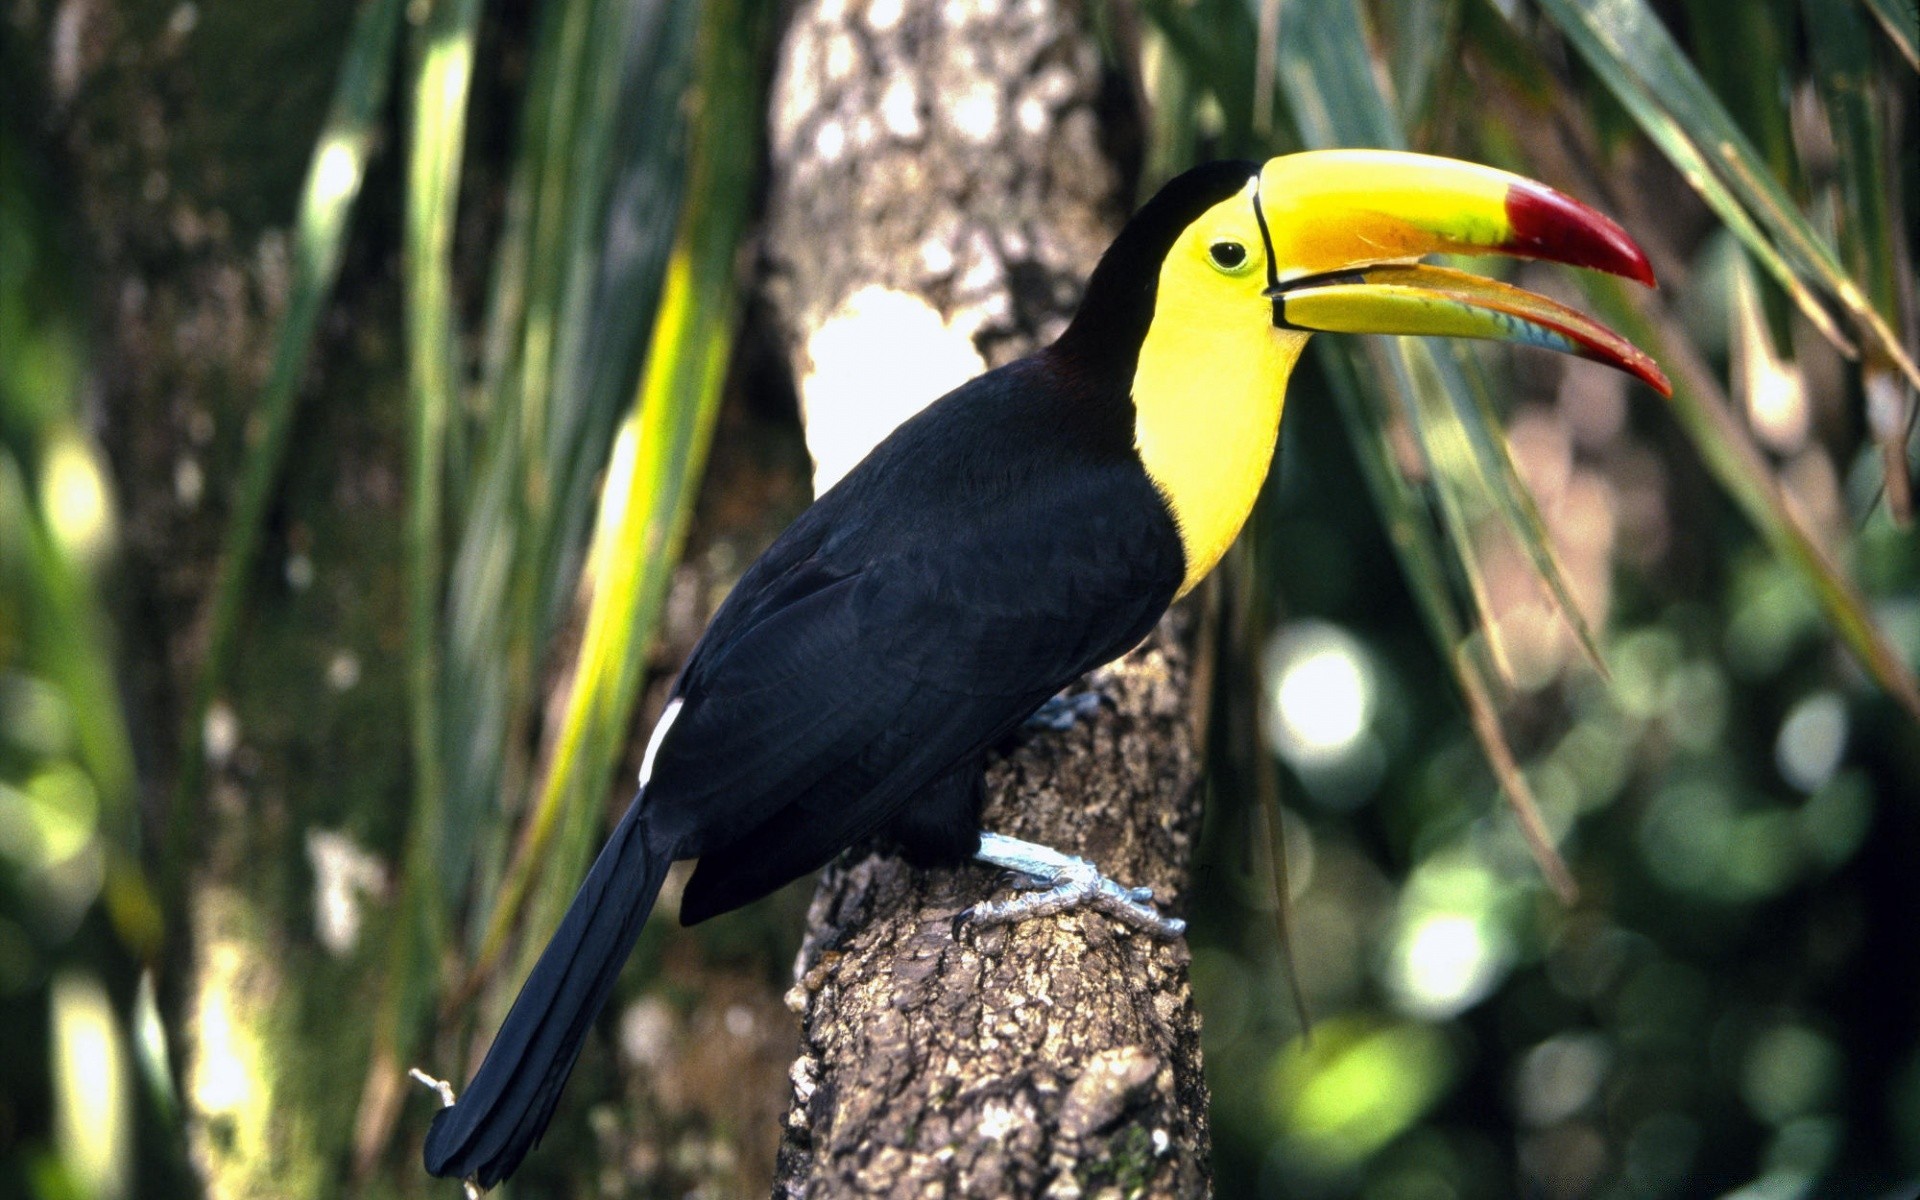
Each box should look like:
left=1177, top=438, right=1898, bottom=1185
left=638, top=697, right=684, bottom=787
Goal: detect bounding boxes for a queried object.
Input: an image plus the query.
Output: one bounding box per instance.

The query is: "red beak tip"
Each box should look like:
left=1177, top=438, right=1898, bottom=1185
left=1632, top=358, right=1673, bottom=397
left=1505, top=181, right=1658, bottom=286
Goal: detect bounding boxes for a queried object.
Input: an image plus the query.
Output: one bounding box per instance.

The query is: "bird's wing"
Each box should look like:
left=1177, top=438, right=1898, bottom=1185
left=638, top=451, right=1184, bottom=913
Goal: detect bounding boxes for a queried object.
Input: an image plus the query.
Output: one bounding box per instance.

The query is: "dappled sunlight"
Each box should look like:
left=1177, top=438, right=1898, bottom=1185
left=1266, top=621, right=1374, bottom=764
left=38, top=426, right=117, bottom=570
left=7, top=0, right=1917, bottom=1195
left=1262, top=620, right=1387, bottom=808
left=1265, top=1018, right=1456, bottom=1173
left=1385, top=849, right=1518, bottom=1021
left=52, top=972, right=130, bottom=1200
left=184, top=888, right=323, bottom=1198
left=800, top=286, right=985, bottom=492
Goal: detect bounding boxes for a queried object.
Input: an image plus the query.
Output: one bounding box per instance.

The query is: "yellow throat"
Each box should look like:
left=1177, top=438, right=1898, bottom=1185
left=1131, top=179, right=1307, bottom=597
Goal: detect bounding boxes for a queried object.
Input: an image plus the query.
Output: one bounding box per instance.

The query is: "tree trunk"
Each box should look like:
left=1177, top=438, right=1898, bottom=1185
left=762, top=2, right=1213, bottom=1194
left=774, top=619, right=1212, bottom=1198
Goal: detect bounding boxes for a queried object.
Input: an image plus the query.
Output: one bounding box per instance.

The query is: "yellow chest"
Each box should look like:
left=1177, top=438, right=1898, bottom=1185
left=1131, top=298, right=1305, bottom=597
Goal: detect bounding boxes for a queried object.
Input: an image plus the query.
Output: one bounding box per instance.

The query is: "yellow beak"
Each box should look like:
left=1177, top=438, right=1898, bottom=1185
left=1254, top=151, right=1670, bottom=395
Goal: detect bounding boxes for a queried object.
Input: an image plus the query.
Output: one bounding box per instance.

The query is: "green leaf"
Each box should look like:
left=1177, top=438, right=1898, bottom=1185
left=1318, top=346, right=1578, bottom=897
left=1275, top=0, right=1405, bottom=151
left=1582, top=271, right=1920, bottom=722
left=437, top=0, right=696, bottom=919
left=1138, top=0, right=1262, bottom=152
left=478, top=0, right=773, bottom=994
left=1267, top=0, right=1602, bottom=885
left=1273, top=0, right=1607, bottom=676
left=1534, top=0, right=1920, bottom=388
left=1377, top=0, right=1464, bottom=134
left=1496, top=0, right=1858, bottom=358
left=1805, top=0, right=1913, bottom=523
left=1805, top=0, right=1901, bottom=323
left=1859, top=0, right=1920, bottom=68
left=174, top=0, right=406, bottom=901
left=400, top=0, right=485, bottom=915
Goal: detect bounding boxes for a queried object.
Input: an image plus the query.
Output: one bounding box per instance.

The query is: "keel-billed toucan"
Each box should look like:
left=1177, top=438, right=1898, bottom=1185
left=421, top=151, right=1669, bottom=1188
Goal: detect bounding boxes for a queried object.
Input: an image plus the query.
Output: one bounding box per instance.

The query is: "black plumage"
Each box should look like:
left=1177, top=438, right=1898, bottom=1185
left=423, top=161, right=1260, bottom=1188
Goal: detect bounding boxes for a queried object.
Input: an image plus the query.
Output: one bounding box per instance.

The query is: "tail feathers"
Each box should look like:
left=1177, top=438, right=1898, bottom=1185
left=423, top=800, right=670, bottom=1188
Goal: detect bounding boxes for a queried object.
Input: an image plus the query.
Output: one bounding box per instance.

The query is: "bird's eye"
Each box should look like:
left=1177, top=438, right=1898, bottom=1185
left=1208, top=240, right=1250, bottom=272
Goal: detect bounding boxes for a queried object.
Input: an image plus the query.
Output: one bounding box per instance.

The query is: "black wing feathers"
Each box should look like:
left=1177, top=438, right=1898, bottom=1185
left=424, top=352, right=1186, bottom=1187
left=652, top=355, right=1185, bottom=916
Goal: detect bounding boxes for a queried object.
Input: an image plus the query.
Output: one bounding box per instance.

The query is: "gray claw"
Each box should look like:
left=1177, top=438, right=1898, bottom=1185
left=1024, top=691, right=1105, bottom=732
left=967, top=832, right=1186, bottom=939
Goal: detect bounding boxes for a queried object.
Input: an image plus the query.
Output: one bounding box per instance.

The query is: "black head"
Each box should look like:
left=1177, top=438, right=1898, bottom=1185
left=1052, top=160, right=1262, bottom=387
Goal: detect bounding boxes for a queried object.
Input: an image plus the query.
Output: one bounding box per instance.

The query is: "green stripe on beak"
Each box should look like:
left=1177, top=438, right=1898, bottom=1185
left=1254, top=151, right=1668, bottom=394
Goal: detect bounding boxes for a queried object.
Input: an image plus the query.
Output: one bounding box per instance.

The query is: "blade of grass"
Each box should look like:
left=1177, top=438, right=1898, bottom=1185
left=1454, top=642, right=1579, bottom=900
left=1443, top=339, right=1611, bottom=674
left=168, top=0, right=405, bottom=907
left=1860, top=0, right=1920, bottom=68
left=1584, top=271, right=1920, bottom=721
left=1676, top=0, right=1799, bottom=191
left=400, top=0, right=484, bottom=911
left=479, top=0, right=772, bottom=992
left=1807, top=0, right=1901, bottom=319
left=1806, top=0, right=1913, bottom=523
left=351, top=0, right=483, bottom=1168
left=1266, top=0, right=1590, bottom=884
left=1371, top=339, right=1520, bottom=683
left=1536, top=0, right=1920, bottom=388
left=536, top=0, right=697, bottom=641
left=1277, top=0, right=1606, bottom=676
left=1318, top=345, right=1578, bottom=898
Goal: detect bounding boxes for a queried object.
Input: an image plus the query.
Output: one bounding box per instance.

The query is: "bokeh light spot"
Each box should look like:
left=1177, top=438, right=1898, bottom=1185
left=1264, top=620, right=1375, bottom=767
left=53, top=971, right=130, bottom=1200
left=1269, top=1018, right=1455, bottom=1170
left=40, top=427, right=116, bottom=567
left=1774, top=691, right=1846, bottom=793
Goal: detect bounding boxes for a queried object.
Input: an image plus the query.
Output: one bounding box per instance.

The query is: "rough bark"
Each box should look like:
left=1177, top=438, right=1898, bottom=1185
left=762, top=1, right=1212, bottom=1195
left=775, top=622, right=1210, bottom=1198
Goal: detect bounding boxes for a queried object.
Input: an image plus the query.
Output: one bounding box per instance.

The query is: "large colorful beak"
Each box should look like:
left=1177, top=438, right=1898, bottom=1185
left=1254, top=150, right=1670, bottom=395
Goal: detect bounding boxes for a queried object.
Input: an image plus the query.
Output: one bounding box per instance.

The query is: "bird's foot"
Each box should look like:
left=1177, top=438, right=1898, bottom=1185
left=1023, top=690, right=1105, bottom=732
left=409, top=1070, right=484, bottom=1199
left=964, top=832, right=1185, bottom=938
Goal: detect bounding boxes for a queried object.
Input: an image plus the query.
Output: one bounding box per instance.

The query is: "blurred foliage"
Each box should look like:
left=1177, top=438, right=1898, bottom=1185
left=2, top=0, right=1916, bottom=1197
left=1141, top=0, right=1920, bottom=1197
left=0, top=82, right=177, bottom=1200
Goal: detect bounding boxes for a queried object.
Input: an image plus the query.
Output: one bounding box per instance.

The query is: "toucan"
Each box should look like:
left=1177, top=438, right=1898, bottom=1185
left=420, top=150, right=1669, bottom=1189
